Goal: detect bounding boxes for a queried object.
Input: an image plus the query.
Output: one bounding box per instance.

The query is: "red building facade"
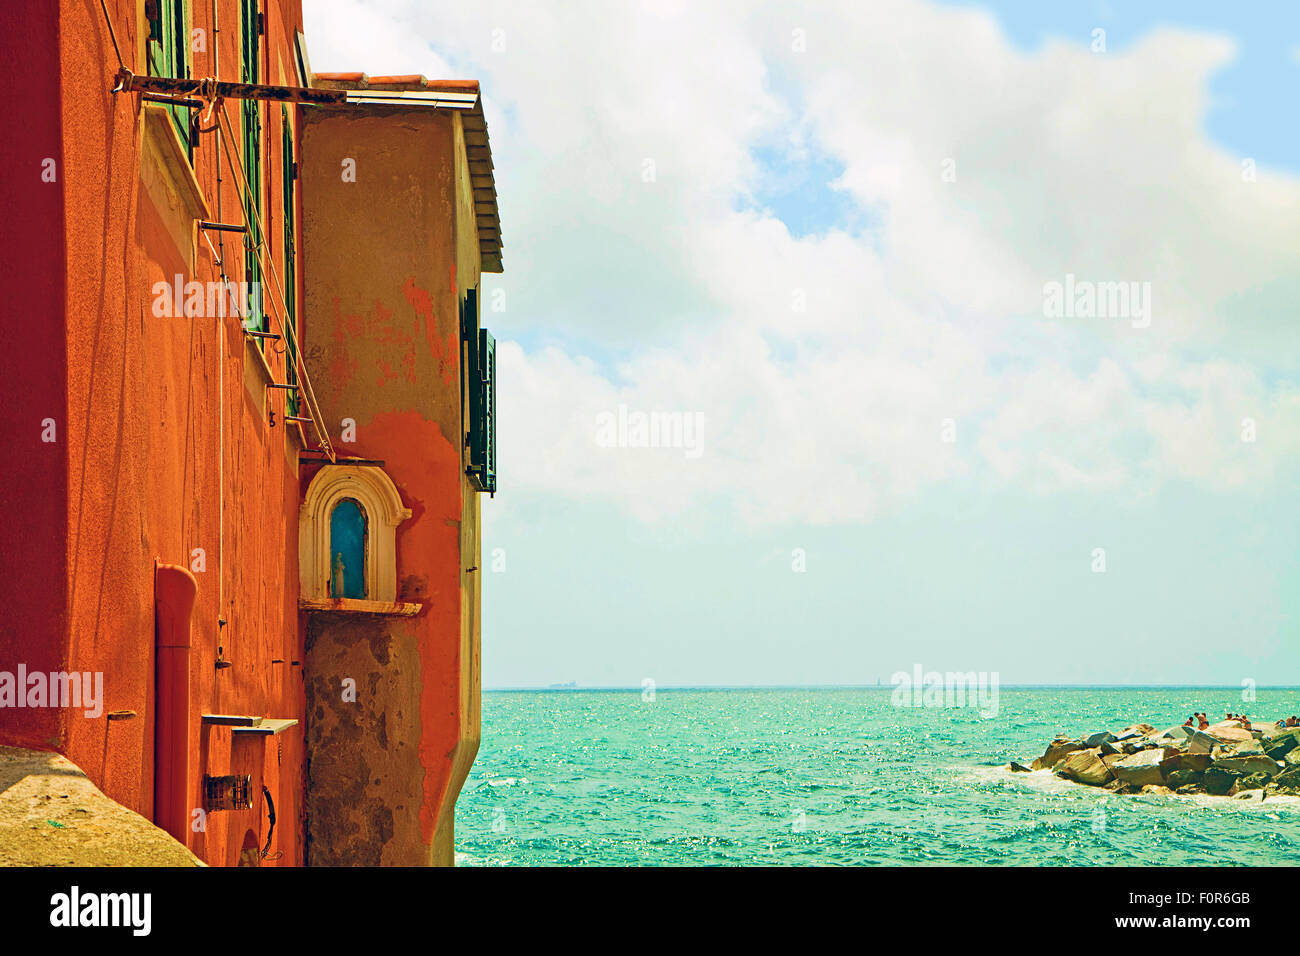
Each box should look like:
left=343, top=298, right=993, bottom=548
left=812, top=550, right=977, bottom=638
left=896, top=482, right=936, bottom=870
left=0, top=0, right=500, bottom=866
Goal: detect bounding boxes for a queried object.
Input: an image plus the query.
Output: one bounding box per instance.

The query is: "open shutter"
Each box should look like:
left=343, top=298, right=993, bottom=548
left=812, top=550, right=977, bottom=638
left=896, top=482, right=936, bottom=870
left=241, top=0, right=264, bottom=336
left=146, top=0, right=192, bottom=155
left=479, top=329, right=497, bottom=494
left=468, top=328, right=496, bottom=494
left=282, top=107, right=298, bottom=414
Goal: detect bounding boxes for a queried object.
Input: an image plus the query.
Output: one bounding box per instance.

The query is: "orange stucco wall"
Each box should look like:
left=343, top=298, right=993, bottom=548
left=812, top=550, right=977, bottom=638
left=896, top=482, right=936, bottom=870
left=1, top=0, right=486, bottom=867
left=1, top=0, right=309, bottom=866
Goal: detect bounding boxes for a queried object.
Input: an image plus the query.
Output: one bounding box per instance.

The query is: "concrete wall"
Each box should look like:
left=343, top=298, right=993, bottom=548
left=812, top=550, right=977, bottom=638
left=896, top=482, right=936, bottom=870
left=299, top=103, right=481, bottom=865
left=0, top=0, right=308, bottom=866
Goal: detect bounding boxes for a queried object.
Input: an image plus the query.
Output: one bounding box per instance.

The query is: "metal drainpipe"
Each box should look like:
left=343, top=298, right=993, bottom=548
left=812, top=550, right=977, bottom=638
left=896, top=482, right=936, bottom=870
left=154, top=563, right=197, bottom=845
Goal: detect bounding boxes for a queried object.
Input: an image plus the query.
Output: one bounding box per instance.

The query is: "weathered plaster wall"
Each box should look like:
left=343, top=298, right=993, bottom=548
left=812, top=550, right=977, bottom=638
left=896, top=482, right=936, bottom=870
left=300, top=105, right=480, bottom=865
left=20, top=0, right=309, bottom=866
left=443, top=109, right=484, bottom=865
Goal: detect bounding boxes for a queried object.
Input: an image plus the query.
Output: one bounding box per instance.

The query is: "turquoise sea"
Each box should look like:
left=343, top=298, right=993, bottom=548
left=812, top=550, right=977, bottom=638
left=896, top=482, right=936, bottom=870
left=455, top=687, right=1300, bottom=866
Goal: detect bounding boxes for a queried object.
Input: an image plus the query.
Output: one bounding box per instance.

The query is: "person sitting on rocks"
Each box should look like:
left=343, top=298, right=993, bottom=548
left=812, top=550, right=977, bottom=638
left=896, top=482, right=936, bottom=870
left=1197, top=713, right=1210, bottom=730
left=1287, top=715, right=1299, bottom=727
left=1183, top=715, right=1194, bottom=726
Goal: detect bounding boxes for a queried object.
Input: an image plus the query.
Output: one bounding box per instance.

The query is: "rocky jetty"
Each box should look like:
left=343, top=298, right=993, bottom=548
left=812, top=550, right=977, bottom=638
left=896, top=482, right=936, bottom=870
left=1012, top=721, right=1300, bottom=798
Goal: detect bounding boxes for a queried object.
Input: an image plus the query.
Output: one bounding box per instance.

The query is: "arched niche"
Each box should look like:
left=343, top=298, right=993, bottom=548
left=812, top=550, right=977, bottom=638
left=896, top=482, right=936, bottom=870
left=300, top=465, right=411, bottom=602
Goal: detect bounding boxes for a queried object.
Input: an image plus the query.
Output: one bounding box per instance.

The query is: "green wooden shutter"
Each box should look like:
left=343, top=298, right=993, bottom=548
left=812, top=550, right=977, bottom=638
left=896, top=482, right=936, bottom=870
left=282, top=106, right=298, bottom=415
left=469, top=328, right=497, bottom=495
left=146, top=0, right=192, bottom=156
left=241, top=0, right=264, bottom=339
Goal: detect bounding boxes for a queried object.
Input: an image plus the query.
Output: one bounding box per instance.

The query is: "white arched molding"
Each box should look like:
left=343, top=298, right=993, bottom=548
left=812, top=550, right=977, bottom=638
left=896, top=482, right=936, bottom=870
left=300, top=465, right=412, bottom=603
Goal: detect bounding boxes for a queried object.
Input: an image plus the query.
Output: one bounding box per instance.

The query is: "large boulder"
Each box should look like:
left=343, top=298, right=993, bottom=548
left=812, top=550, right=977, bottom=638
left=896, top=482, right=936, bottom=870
left=1264, top=728, right=1300, bottom=761
left=1121, top=724, right=1157, bottom=737
left=1060, top=749, right=1113, bottom=787
left=1232, top=772, right=1271, bottom=793
left=1203, top=767, right=1243, bottom=796
left=1113, top=748, right=1173, bottom=788
left=1009, top=761, right=1033, bottom=773
left=1033, top=738, right=1086, bottom=771
left=1207, top=723, right=1255, bottom=746
left=1187, top=731, right=1217, bottom=755
left=1084, top=731, right=1117, bottom=748
left=1178, top=753, right=1213, bottom=773
left=1273, top=767, right=1300, bottom=792
left=1166, top=768, right=1203, bottom=789
left=1212, top=755, right=1281, bottom=779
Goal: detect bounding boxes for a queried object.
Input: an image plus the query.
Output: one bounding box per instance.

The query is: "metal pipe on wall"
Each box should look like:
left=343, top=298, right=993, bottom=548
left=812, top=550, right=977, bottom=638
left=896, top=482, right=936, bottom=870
left=154, top=563, right=197, bottom=844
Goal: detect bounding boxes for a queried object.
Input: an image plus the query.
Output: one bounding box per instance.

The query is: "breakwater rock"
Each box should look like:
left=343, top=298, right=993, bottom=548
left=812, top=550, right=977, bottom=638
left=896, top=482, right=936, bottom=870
left=1012, top=722, right=1300, bottom=798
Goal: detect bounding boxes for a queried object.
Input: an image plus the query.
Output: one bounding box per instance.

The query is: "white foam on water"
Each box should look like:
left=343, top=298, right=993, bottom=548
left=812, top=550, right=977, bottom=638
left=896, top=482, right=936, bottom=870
left=970, top=763, right=1300, bottom=811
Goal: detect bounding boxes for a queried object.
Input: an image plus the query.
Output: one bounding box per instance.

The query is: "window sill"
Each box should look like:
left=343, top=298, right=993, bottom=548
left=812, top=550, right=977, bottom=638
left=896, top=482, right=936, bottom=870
left=298, top=598, right=423, bottom=617
left=243, top=330, right=276, bottom=385
left=141, top=103, right=207, bottom=218
left=140, top=103, right=209, bottom=273
left=286, top=417, right=311, bottom=450
left=201, top=715, right=298, bottom=736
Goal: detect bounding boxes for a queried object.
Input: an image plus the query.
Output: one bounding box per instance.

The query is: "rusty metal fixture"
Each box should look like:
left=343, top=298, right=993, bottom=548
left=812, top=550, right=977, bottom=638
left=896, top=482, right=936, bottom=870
left=215, top=645, right=233, bottom=670
left=106, top=710, right=137, bottom=721
left=141, top=91, right=203, bottom=109
left=203, top=774, right=253, bottom=812
left=112, top=67, right=346, bottom=106
left=198, top=220, right=247, bottom=234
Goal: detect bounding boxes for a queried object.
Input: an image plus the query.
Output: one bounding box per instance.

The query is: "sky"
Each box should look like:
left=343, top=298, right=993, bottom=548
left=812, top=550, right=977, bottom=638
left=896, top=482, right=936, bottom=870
left=303, top=0, right=1300, bottom=688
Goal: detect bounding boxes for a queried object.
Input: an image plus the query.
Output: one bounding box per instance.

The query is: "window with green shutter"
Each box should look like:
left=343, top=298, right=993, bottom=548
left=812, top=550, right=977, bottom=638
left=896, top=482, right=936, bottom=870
left=461, top=290, right=497, bottom=495
left=281, top=106, right=299, bottom=415
left=473, top=329, right=498, bottom=495
left=145, top=0, right=192, bottom=156
left=240, top=0, right=265, bottom=341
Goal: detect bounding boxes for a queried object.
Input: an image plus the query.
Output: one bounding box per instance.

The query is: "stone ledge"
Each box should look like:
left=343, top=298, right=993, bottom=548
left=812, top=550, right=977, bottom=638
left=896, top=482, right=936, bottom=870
left=0, top=746, right=204, bottom=867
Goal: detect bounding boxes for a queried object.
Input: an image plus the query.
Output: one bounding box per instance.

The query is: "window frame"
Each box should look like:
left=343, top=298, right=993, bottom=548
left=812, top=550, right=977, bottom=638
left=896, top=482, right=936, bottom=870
left=240, top=0, right=265, bottom=341
left=281, top=104, right=299, bottom=415
left=145, top=0, right=193, bottom=157
left=299, top=465, right=411, bottom=603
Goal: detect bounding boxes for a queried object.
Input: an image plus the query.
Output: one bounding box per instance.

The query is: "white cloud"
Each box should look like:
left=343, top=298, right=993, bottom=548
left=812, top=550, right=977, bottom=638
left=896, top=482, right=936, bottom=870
left=306, top=0, right=1300, bottom=527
